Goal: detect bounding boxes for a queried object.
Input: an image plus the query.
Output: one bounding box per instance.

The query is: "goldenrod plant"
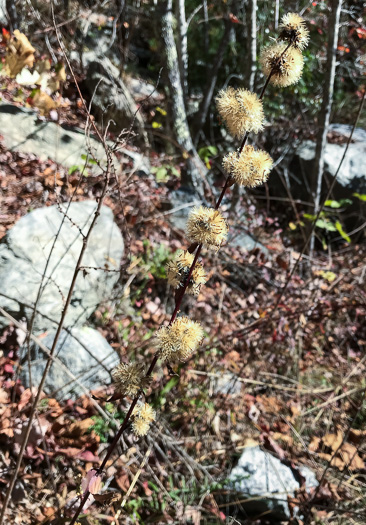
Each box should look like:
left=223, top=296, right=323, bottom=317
left=69, top=12, right=309, bottom=524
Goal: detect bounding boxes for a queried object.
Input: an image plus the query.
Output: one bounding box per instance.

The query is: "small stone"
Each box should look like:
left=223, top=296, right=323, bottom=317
left=20, top=326, right=119, bottom=399
left=228, top=446, right=318, bottom=520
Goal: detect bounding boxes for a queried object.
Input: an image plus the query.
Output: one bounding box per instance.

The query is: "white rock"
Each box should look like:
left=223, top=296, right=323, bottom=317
left=0, top=201, right=123, bottom=332
left=21, top=326, right=119, bottom=399
left=229, top=446, right=318, bottom=520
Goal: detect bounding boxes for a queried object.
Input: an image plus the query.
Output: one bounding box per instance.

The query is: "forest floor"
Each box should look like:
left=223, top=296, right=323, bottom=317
left=0, top=71, right=366, bottom=525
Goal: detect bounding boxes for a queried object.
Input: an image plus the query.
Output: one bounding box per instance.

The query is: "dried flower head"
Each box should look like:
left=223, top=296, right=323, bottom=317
left=133, top=402, right=156, bottom=423
left=111, top=362, right=151, bottom=397
left=131, top=403, right=156, bottom=437
left=132, top=417, right=150, bottom=437
left=279, top=13, right=309, bottom=50
left=166, top=250, right=207, bottom=295
left=216, top=87, right=264, bottom=137
left=187, top=206, right=228, bottom=250
left=260, top=43, right=304, bottom=87
left=223, top=146, right=273, bottom=188
left=155, top=316, right=204, bottom=362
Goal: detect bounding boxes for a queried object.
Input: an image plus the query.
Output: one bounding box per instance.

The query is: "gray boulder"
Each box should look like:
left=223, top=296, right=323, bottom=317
left=229, top=446, right=317, bottom=521
left=0, top=103, right=149, bottom=176
left=0, top=104, right=109, bottom=172
left=85, top=57, right=147, bottom=144
left=0, top=201, right=123, bottom=332
left=0, top=1, right=7, bottom=26
left=296, top=124, right=366, bottom=192
left=21, top=326, right=119, bottom=399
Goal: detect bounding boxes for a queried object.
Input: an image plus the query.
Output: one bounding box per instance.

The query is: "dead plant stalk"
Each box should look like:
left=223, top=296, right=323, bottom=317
left=69, top=37, right=302, bottom=524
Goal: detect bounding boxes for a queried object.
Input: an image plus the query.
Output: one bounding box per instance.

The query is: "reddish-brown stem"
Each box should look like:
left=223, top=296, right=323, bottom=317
left=69, top=40, right=286, bottom=525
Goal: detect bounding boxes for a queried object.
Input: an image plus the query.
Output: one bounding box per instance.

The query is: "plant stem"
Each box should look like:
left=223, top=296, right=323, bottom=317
left=69, top=42, right=286, bottom=525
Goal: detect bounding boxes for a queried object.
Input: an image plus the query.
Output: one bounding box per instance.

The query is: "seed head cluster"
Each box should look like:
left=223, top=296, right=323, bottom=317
left=279, top=13, right=309, bottom=50
left=223, top=146, right=273, bottom=188
left=187, top=206, right=228, bottom=250
left=260, top=43, right=304, bottom=87
left=166, top=250, right=207, bottom=295
left=216, top=87, right=264, bottom=137
left=112, top=362, right=151, bottom=397
left=155, top=317, right=204, bottom=362
left=132, top=402, right=156, bottom=437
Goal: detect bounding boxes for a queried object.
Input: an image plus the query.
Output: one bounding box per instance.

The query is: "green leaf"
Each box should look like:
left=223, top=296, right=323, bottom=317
left=316, top=219, right=336, bottom=231
left=160, top=376, right=179, bottom=397
left=353, top=192, right=366, bottom=202
left=170, top=166, right=180, bottom=177
left=335, top=220, right=351, bottom=243
left=206, top=145, right=218, bottom=155
left=198, top=145, right=218, bottom=160
left=303, top=213, right=316, bottom=221
left=155, top=167, right=168, bottom=182
left=339, top=198, right=352, bottom=206
left=324, top=199, right=341, bottom=208
left=68, top=165, right=80, bottom=175
left=155, top=106, right=167, bottom=116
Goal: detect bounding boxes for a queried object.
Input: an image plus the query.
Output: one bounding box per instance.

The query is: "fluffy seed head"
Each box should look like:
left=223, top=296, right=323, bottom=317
left=166, top=250, right=207, bottom=295
left=187, top=206, right=228, bottom=250
left=279, top=13, right=309, bottom=50
left=132, top=417, right=150, bottom=437
left=260, top=43, right=304, bottom=87
left=155, top=316, right=204, bottom=362
left=216, top=87, right=265, bottom=137
left=133, top=402, right=156, bottom=423
left=111, top=362, right=151, bottom=397
left=223, top=146, right=273, bottom=188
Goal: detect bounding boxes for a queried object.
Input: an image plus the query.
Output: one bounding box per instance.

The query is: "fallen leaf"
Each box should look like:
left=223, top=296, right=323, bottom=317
left=309, top=436, right=321, bottom=452
left=66, top=418, right=94, bottom=437
left=0, top=388, right=9, bottom=403
left=349, top=428, right=366, bottom=445
left=323, top=430, right=343, bottom=451
left=2, top=30, right=35, bottom=77
left=31, top=89, right=58, bottom=116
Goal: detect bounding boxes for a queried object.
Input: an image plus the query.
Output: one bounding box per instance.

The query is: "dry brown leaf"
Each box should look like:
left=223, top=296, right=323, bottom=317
left=18, top=388, right=33, bottom=411
left=0, top=418, right=14, bottom=437
left=272, top=432, right=293, bottom=446
left=309, top=436, right=321, bottom=452
left=339, top=442, right=365, bottom=470
left=56, top=64, right=67, bottom=82
left=32, top=90, right=58, bottom=116
left=66, top=418, right=95, bottom=437
left=0, top=388, right=9, bottom=403
left=318, top=443, right=364, bottom=471
left=349, top=428, right=366, bottom=444
left=3, top=30, right=35, bottom=77
left=115, top=470, right=130, bottom=492
left=323, top=430, right=343, bottom=451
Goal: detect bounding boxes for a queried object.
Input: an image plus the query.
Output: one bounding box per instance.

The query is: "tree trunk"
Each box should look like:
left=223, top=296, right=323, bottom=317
left=6, top=0, right=19, bottom=30
left=248, top=0, right=257, bottom=91
left=274, top=0, right=279, bottom=30
left=161, top=0, right=206, bottom=195
left=177, top=0, right=188, bottom=101
left=203, top=0, right=209, bottom=57
left=193, top=18, right=232, bottom=145
left=310, top=0, right=342, bottom=256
